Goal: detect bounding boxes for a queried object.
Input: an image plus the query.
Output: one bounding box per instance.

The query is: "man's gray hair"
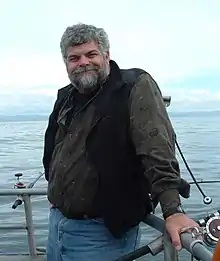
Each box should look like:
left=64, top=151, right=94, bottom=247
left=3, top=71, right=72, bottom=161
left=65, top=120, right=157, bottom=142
left=60, top=23, right=110, bottom=61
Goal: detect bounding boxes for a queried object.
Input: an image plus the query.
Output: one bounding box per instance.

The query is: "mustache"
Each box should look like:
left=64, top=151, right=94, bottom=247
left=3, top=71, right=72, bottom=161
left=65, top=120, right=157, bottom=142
left=72, top=65, right=99, bottom=74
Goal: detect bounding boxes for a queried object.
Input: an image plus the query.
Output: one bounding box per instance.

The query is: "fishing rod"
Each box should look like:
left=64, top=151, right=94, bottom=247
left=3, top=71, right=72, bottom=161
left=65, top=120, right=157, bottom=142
left=116, top=138, right=220, bottom=260
left=189, top=180, right=220, bottom=185
left=175, top=138, right=220, bottom=248
left=11, top=172, right=44, bottom=209
left=164, top=95, right=220, bottom=202
left=175, top=139, right=215, bottom=205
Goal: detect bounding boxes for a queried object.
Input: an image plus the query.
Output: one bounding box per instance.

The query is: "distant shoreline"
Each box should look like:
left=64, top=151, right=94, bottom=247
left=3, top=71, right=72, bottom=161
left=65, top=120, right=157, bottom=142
left=0, top=110, right=219, bottom=122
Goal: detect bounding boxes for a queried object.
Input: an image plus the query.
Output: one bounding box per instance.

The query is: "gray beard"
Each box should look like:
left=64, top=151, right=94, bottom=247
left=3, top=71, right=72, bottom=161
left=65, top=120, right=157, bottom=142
left=68, top=63, right=109, bottom=94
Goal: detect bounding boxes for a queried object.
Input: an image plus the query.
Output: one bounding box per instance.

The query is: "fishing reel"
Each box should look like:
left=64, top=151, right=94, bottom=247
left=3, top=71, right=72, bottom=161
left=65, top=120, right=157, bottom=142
left=11, top=171, right=44, bottom=209
left=12, top=173, right=26, bottom=209
left=14, top=172, right=26, bottom=189
left=198, top=210, right=220, bottom=248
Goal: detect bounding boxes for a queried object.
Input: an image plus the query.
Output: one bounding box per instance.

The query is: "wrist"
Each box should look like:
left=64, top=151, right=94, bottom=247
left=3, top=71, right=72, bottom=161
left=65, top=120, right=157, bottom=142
left=163, top=205, right=185, bottom=219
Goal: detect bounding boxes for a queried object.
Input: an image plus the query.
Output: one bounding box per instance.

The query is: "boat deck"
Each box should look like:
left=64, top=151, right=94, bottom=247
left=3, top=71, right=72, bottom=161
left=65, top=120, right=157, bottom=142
left=0, top=255, right=45, bottom=261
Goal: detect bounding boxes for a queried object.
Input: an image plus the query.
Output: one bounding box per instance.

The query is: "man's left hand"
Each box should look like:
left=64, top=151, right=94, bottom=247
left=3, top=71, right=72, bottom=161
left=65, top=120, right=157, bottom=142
left=165, top=213, right=200, bottom=251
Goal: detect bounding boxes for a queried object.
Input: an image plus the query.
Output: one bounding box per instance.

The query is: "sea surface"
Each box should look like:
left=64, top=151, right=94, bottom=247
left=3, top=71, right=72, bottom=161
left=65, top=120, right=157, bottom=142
left=0, top=111, right=219, bottom=260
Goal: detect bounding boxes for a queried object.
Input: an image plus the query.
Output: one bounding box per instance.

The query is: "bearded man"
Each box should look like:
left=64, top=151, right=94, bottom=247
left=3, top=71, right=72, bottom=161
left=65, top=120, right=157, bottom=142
left=43, top=23, right=199, bottom=261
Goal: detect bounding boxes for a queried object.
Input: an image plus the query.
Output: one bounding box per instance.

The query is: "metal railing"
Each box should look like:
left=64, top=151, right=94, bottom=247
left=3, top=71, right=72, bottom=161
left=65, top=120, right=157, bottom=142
left=115, top=213, right=215, bottom=261
left=144, top=214, right=213, bottom=261
left=0, top=188, right=47, bottom=257
left=0, top=186, right=216, bottom=261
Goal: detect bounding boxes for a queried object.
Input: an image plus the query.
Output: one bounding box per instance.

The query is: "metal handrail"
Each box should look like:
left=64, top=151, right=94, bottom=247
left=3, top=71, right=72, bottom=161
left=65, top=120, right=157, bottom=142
left=115, top=214, right=214, bottom=261
left=0, top=188, right=47, bottom=257
left=144, top=214, right=213, bottom=261
left=0, top=188, right=47, bottom=196
left=0, top=187, right=214, bottom=260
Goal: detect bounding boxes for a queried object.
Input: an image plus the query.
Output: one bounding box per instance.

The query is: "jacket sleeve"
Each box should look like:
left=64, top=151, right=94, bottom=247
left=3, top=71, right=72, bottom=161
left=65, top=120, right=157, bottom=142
left=129, top=73, right=190, bottom=213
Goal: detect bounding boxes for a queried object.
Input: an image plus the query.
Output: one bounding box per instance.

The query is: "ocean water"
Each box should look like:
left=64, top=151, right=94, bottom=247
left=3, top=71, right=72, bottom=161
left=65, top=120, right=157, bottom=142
left=0, top=111, right=219, bottom=260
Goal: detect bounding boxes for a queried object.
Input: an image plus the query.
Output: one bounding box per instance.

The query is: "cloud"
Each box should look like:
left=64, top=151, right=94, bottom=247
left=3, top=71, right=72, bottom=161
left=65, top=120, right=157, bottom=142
left=0, top=0, right=220, bottom=112
left=1, top=61, right=219, bottom=114
left=164, top=88, right=220, bottom=112
left=1, top=1, right=220, bottom=87
left=0, top=51, right=69, bottom=89
left=0, top=81, right=219, bottom=116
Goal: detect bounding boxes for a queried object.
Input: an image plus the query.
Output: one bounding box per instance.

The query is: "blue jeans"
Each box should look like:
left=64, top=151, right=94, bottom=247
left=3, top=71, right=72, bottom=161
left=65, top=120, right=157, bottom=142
left=46, top=208, right=140, bottom=261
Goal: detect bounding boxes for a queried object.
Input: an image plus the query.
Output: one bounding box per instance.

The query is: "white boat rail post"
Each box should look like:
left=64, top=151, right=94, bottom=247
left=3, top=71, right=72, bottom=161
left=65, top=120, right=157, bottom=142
left=162, top=230, right=179, bottom=261
left=0, top=172, right=46, bottom=257
left=22, top=193, right=37, bottom=257
left=144, top=214, right=213, bottom=261
left=15, top=172, right=45, bottom=257
left=0, top=188, right=47, bottom=256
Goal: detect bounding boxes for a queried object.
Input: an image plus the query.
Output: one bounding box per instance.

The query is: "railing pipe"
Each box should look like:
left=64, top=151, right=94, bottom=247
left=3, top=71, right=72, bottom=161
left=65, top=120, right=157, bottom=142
left=23, top=194, right=37, bottom=257
left=144, top=214, right=213, bottom=261
left=0, top=189, right=47, bottom=256
left=0, top=188, right=47, bottom=196
left=0, top=189, right=214, bottom=261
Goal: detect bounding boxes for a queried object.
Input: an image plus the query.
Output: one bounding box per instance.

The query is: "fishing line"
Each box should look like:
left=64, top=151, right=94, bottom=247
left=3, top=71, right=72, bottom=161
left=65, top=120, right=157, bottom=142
left=175, top=139, right=213, bottom=205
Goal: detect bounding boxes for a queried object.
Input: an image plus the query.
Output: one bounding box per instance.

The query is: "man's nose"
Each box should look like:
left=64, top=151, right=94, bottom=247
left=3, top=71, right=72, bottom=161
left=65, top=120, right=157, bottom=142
left=78, top=56, right=90, bottom=66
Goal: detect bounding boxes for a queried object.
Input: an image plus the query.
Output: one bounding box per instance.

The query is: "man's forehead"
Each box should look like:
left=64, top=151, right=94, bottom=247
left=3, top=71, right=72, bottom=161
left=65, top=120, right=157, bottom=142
left=67, top=41, right=99, bottom=56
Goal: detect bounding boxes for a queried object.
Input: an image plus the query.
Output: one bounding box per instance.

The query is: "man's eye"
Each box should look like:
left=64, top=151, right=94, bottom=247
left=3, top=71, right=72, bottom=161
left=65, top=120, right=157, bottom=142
left=68, top=56, right=78, bottom=62
left=88, top=53, right=97, bottom=58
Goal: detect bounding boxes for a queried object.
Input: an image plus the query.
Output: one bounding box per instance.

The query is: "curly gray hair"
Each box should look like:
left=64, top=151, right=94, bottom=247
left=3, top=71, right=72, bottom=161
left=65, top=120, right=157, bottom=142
left=60, top=23, right=110, bottom=62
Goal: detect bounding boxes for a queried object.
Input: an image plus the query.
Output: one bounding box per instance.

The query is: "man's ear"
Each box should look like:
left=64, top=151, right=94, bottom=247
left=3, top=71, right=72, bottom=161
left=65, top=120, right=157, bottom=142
left=105, top=50, right=110, bottom=62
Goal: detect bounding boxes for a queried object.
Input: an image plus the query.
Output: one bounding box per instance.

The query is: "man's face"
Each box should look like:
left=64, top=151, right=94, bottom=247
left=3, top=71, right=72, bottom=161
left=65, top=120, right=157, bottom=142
left=66, top=41, right=110, bottom=94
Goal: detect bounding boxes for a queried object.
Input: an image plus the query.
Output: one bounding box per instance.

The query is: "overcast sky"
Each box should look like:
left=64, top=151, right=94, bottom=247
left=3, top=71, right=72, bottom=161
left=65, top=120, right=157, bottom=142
left=0, top=0, right=220, bottom=113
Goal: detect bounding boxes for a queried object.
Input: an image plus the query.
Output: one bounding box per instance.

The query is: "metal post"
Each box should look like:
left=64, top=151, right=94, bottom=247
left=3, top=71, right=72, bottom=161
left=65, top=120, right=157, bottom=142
left=23, top=194, right=37, bottom=257
left=144, top=214, right=179, bottom=261
left=163, top=230, right=179, bottom=261
left=144, top=214, right=213, bottom=261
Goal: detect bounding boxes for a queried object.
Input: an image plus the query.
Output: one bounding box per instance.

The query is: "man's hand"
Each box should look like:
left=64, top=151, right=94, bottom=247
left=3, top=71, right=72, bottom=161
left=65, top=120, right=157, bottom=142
left=165, top=213, right=200, bottom=251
